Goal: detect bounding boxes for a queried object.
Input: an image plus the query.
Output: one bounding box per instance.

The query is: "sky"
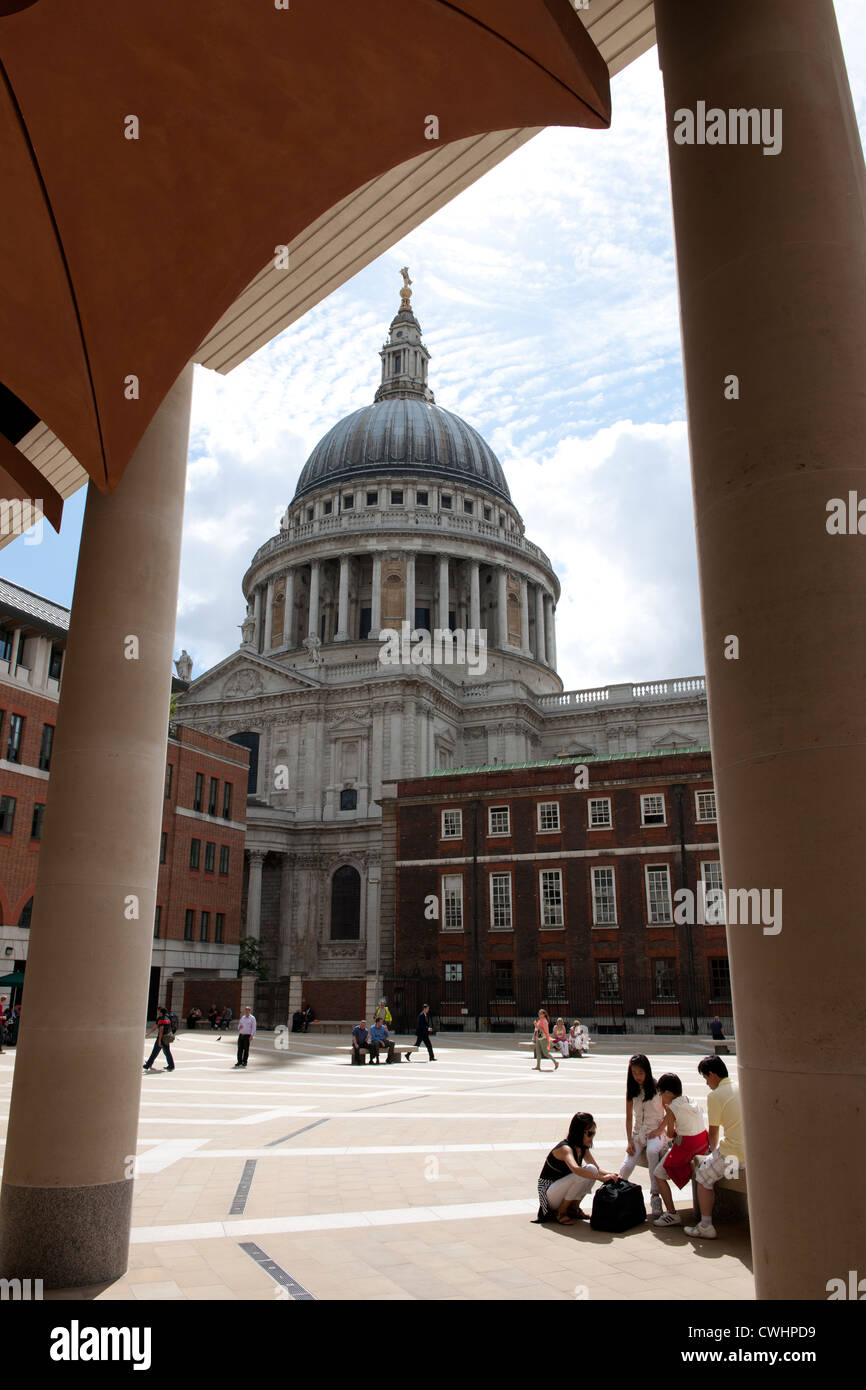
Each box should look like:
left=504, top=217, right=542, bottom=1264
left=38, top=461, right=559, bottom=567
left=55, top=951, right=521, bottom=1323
left=3, top=3, right=865, bottom=693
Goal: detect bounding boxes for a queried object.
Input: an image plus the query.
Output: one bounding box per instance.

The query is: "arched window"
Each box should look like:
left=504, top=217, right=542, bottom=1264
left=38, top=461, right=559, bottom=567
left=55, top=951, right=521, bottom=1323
left=229, top=731, right=260, bottom=795
left=330, top=865, right=361, bottom=941
left=18, top=897, right=33, bottom=928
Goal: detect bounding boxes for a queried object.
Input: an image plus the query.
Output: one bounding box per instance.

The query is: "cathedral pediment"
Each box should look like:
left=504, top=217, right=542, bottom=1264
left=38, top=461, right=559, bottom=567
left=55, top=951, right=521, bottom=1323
left=177, top=651, right=319, bottom=705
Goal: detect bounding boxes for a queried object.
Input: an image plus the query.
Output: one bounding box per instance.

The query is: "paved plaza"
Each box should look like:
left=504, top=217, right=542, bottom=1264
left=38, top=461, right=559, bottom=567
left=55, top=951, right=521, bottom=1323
left=0, top=1034, right=753, bottom=1302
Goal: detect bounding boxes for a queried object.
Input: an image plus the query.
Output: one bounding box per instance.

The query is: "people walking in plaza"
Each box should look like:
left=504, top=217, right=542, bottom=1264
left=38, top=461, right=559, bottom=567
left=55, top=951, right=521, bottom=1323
left=369, top=1016, right=395, bottom=1064
left=535, top=1112, right=619, bottom=1224
left=408, top=1003, right=436, bottom=1061
left=685, top=1057, right=744, bottom=1240
left=618, top=1053, right=668, bottom=1219
left=533, top=1008, right=559, bottom=1071
left=552, top=1018, right=570, bottom=1057
left=143, top=1007, right=175, bottom=1071
left=234, top=1005, right=256, bottom=1068
left=651, top=1072, right=709, bottom=1226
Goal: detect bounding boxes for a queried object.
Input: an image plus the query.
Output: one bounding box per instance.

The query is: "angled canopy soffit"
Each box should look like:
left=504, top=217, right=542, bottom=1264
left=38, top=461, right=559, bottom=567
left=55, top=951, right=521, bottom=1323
left=0, top=0, right=610, bottom=520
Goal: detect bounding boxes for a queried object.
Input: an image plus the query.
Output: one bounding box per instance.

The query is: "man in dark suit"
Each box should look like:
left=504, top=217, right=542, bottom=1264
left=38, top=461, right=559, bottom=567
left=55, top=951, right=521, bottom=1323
left=408, top=1003, right=436, bottom=1061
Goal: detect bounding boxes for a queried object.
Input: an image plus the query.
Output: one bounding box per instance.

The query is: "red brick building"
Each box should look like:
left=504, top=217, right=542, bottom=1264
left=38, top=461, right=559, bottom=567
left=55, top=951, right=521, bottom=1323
left=0, top=579, right=248, bottom=1016
left=380, top=749, right=731, bottom=1034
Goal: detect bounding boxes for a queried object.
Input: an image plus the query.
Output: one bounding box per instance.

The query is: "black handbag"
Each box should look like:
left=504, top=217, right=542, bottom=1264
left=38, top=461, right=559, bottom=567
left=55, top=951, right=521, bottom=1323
left=589, top=1178, right=646, bottom=1233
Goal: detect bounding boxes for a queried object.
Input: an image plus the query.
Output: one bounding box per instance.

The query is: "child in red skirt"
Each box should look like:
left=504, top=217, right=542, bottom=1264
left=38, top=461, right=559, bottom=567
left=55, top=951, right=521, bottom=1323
left=652, top=1072, right=708, bottom=1227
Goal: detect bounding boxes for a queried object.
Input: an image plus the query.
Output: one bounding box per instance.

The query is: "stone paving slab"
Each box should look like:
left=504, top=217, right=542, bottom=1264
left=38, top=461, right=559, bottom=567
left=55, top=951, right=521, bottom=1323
left=0, top=1034, right=753, bottom=1301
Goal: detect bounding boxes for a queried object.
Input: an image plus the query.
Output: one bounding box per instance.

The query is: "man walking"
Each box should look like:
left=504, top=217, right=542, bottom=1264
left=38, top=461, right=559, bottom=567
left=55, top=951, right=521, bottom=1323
left=685, top=1056, right=744, bottom=1239
left=234, top=1005, right=256, bottom=1068
left=143, top=1007, right=175, bottom=1072
left=408, top=1003, right=436, bottom=1062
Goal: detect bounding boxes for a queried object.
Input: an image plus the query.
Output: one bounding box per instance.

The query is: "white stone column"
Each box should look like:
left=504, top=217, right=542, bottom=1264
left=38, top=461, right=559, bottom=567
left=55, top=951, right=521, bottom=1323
left=277, top=853, right=294, bottom=980
left=252, top=589, right=262, bottom=651
left=371, top=554, right=382, bottom=638
left=307, top=560, right=320, bottom=640
left=438, top=555, right=450, bottom=630
left=0, top=364, right=193, bottom=1288
left=470, top=561, right=481, bottom=633
left=534, top=585, right=547, bottom=664
left=263, top=577, right=275, bottom=652
left=405, top=553, right=416, bottom=629
left=246, top=850, right=265, bottom=941
left=283, top=567, right=295, bottom=648
left=365, top=867, right=381, bottom=974
left=544, top=595, right=556, bottom=670
left=520, top=576, right=531, bottom=655
left=428, top=714, right=436, bottom=771
left=335, top=555, right=350, bottom=641
left=497, top=568, right=508, bottom=648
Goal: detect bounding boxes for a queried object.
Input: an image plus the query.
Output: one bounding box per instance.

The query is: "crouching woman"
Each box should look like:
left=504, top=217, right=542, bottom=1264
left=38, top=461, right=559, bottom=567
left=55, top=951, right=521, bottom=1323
left=536, top=1112, right=619, bottom=1225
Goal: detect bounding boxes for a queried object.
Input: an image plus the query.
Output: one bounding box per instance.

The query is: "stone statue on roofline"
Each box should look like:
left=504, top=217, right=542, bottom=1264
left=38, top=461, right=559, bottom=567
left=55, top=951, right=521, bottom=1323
left=175, top=649, right=193, bottom=681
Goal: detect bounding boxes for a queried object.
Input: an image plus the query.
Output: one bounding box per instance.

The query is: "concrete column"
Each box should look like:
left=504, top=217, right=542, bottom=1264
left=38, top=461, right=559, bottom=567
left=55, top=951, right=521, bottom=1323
left=253, top=587, right=262, bottom=651
left=307, top=560, right=320, bottom=640
left=470, top=560, right=481, bottom=632
left=335, top=555, right=350, bottom=641
left=263, top=576, right=275, bottom=652
left=371, top=554, right=382, bottom=638
left=0, top=364, right=193, bottom=1288
left=405, top=552, right=416, bottom=628
left=283, top=567, right=295, bottom=648
left=534, top=585, right=547, bottom=664
left=497, top=567, right=508, bottom=647
left=544, top=595, right=556, bottom=670
left=438, top=555, right=450, bottom=630
left=520, top=576, right=531, bottom=655
left=428, top=714, right=436, bottom=771
left=655, top=0, right=866, bottom=1298
left=246, top=850, right=265, bottom=941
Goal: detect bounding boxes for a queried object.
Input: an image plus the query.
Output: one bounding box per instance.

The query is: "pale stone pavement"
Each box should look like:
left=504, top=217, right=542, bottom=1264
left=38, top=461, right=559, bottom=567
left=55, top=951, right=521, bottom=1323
left=0, top=1033, right=753, bottom=1302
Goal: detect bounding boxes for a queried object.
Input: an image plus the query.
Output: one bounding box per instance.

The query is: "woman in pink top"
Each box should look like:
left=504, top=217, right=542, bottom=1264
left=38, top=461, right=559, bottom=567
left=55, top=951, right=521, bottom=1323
left=533, top=1008, right=559, bottom=1072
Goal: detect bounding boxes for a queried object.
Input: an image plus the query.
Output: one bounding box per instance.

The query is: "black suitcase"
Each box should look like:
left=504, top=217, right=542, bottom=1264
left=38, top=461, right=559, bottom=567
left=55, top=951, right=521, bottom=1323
left=589, top=1178, right=646, bottom=1232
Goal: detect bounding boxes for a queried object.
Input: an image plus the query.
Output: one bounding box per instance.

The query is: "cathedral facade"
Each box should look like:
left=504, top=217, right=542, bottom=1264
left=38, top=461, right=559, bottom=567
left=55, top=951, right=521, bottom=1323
left=177, top=276, right=709, bottom=1013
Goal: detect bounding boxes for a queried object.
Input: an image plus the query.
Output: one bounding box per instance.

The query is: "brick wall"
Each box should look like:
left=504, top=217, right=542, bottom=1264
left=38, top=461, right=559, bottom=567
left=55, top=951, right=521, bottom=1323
left=302, top=978, right=365, bottom=1021
left=180, top=978, right=242, bottom=1019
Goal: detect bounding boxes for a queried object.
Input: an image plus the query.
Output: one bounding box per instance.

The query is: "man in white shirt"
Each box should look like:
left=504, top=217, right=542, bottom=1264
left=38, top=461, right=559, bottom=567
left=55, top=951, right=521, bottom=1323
left=234, top=1006, right=257, bottom=1068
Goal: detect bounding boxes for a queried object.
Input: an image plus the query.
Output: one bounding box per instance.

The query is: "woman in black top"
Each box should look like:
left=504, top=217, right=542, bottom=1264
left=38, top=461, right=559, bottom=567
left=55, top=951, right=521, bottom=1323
left=536, top=1112, right=619, bottom=1225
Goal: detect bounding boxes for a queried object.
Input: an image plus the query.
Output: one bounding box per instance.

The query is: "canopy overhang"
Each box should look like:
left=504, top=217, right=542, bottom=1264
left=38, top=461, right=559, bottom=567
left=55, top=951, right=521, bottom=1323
left=0, top=0, right=618, bottom=526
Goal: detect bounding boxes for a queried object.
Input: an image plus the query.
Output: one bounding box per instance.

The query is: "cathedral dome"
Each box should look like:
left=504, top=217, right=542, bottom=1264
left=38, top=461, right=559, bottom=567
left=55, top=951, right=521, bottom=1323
left=293, top=397, right=512, bottom=503
left=293, top=269, right=511, bottom=503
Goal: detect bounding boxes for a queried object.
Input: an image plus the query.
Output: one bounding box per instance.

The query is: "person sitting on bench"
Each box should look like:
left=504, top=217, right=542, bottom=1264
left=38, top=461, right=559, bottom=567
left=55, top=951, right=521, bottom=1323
left=351, top=1020, right=371, bottom=1065
left=710, top=1016, right=726, bottom=1041
left=685, top=1056, right=744, bottom=1240
left=369, top=1018, right=395, bottom=1064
